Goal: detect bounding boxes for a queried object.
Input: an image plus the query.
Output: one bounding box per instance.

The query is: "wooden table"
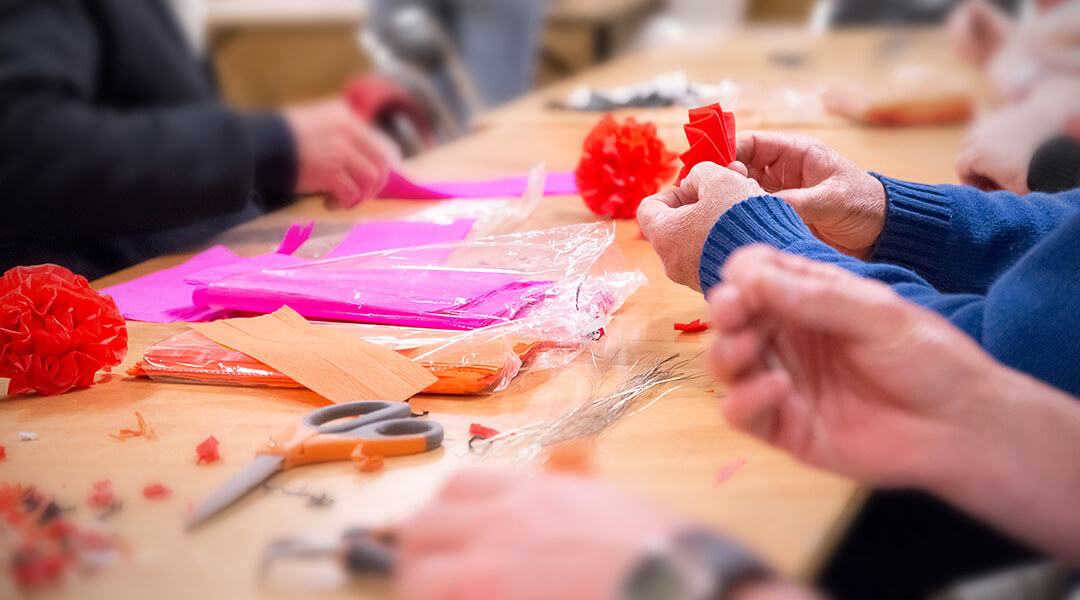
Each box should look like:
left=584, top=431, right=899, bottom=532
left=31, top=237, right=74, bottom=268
left=0, top=26, right=977, bottom=600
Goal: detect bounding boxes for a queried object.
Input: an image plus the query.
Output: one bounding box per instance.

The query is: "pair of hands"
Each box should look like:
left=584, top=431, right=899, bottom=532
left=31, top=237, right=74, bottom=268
left=391, top=243, right=1035, bottom=599
left=638, top=132, right=886, bottom=291
left=283, top=100, right=401, bottom=209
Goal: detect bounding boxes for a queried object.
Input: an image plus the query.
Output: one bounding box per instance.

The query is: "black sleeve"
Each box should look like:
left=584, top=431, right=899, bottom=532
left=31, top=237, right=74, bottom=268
left=0, top=0, right=296, bottom=240
left=1028, top=136, right=1080, bottom=194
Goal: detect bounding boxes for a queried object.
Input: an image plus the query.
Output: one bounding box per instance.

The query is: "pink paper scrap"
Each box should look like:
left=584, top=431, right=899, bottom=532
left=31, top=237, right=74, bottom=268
left=101, top=219, right=474, bottom=323
left=379, top=170, right=578, bottom=200
left=715, top=459, right=747, bottom=484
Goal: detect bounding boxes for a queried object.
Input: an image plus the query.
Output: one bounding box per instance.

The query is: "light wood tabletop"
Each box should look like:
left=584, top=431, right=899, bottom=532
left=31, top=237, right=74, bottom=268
left=0, top=26, right=978, bottom=600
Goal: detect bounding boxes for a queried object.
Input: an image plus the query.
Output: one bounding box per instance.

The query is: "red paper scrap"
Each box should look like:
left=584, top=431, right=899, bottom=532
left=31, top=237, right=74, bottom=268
left=674, top=319, right=709, bottom=332
left=716, top=459, right=747, bottom=484
left=0, top=445, right=5, bottom=460
left=676, top=104, right=737, bottom=185
left=142, top=484, right=172, bottom=501
left=468, top=423, right=500, bottom=439
left=88, top=480, right=114, bottom=508
left=195, top=435, right=220, bottom=465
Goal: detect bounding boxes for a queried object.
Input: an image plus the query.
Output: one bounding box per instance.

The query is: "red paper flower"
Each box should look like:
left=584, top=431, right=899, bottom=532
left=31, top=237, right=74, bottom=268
left=677, top=104, right=737, bottom=184
left=674, top=319, right=709, bottom=332
left=195, top=435, right=220, bottom=465
left=142, top=484, right=172, bottom=500
left=0, top=265, right=127, bottom=396
left=88, top=480, right=114, bottom=508
left=468, top=423, right=500, bottom=439
left=575, top=115, right=678, bottom=219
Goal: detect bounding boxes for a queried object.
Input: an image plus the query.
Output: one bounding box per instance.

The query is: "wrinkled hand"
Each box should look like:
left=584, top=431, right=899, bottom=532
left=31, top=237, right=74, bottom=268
left=946, top=0, right=1014, bottom=68
left=735, top=132, right=886, bottom=259
left=284, top=100, right=401, bottom=210
left=638, top=162, right=764, bottom=291
left=706, top=245, right=1007, bottom=488
left=393, top=469, right=684, bottom=600
left=956, top=78, right=1080, bottom=193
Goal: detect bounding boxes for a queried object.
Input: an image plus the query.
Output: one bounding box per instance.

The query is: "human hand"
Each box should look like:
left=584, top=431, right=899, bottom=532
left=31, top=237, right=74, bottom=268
left=706, top=245, right=1009, bottom=488
left=638, top=162, right=765, bottom=291
left=393, top=469, right=685, bottom=600
left=283, top=100, right=401, bottom=209
left=946, top=0, right=1014, bottom=68
left=956, top=78, right=1080, bottom=193
left=734, top=132, right=886, bottom=259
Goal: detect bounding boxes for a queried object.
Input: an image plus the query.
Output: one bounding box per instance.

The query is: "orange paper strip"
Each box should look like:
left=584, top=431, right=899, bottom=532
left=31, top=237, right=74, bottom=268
left=191, top=307, right=437, bottom=404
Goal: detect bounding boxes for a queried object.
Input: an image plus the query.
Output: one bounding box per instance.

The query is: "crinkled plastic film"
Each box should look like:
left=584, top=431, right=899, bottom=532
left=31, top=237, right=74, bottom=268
left=191, top=223, right=621, bottom=331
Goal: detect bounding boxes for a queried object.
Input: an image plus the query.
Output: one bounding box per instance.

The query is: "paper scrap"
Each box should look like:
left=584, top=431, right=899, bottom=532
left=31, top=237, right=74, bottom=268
left=191, top=307, right=437, bottom=404
left=379, top=170, right=578, bottom=200
left=18, top=432, right=36, bottom=441
left=715, top=459, right=746, bottom=484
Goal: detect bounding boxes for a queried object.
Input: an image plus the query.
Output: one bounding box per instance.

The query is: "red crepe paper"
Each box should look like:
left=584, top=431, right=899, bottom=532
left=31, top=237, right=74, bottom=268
left=575, top=115, right=678, bottom=219
left=108, top=411, right=156, bottom=441
left=87, top=480, right=114, bottom=508
left=0, top=445, right=5, bottom=460
left=674, top=319, right=709, bottom=332
left=142, top=484, right=172, bottom=500
left=0, top=264, right=128, bottom=396
left=195, top=435, right=220, bottom=465
left=676, top=104, right=737, bottom=185
left=469, top=423, right=500, bottom=439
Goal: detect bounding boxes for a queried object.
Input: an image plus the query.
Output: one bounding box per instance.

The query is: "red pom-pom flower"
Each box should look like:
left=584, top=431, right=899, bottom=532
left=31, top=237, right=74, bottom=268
left=0, top=265, right=128, bottom=396
left=575, top=115, right=678, bottom=219
left=677, top=103, right=736, bottom=184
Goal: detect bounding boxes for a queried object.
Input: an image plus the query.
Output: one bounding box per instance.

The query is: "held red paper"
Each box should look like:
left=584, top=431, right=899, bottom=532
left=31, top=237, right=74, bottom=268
left=677, top=104, right=737, bottom=184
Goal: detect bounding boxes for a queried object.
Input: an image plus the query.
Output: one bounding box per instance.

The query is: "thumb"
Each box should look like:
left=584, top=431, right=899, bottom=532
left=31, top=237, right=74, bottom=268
left=637, top=196, right=675, bottom=239
left=723, top=245, right=905, bottom=341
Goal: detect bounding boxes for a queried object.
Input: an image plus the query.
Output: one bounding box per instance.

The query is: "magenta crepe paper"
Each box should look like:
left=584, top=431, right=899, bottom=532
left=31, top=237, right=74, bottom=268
left=715, top=459, right=747, bottom=484
left=192, top=267, right=553, bottom=330
left=379, top=170, right=578, bottom=200
left=275, top=221, right=314, bottom=254
left=102, top=219, right=474, bottom=323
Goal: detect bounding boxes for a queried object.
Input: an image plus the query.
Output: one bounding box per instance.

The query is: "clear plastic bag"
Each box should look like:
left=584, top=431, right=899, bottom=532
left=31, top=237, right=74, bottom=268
left=191, top=222, right=622, bottom=331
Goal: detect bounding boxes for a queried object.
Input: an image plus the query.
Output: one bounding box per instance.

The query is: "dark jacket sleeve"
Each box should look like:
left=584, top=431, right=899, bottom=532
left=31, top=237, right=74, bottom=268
left=0, top=0, right=295, bottom=240
left=1028, top=135, right=1080, bottom=194
left=868, top=175, right=1080, bottom=295
left=699, top=195, right=1080, bottom=397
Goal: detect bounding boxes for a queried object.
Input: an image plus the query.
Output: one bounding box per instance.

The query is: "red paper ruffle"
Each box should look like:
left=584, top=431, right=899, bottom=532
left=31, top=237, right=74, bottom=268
left=0, top=265, right=128, bottom=396
left=575, top=115, right=678, bottom=219
left=676, top=104, right=737, bottom=184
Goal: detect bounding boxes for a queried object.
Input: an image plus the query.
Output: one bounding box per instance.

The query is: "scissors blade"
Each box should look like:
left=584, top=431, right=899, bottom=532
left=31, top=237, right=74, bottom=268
left=186, top=454, right=284, bottom=530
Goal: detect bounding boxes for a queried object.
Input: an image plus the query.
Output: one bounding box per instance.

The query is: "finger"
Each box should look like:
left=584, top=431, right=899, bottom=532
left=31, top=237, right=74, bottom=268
left=707, top=327, right=768, bottom=383
left=395, top=553, right=459, bottom=600
left=727, top=161, right=749, bottom=177
left=706, top=284, right=751, bottom=332
left=436, top=468, right=517, bottom=503
left=345, top=153, right=380, bottom=204
left=722, top=368, right=792, bottom=444
left=734, top=131, right=809, bottom=186
left=724, top=246, right=904, bottom=340
left=346, top=122, right=392, bottom=186
left=327, top=172, right=362, bottom=210
left=636, top=197, right=673, bottom=239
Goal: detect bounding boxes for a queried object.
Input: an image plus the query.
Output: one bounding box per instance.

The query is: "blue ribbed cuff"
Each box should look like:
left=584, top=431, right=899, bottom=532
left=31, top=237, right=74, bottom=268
left=870, top=174, right=954, bottom=283
left=698, top=195, right=818, bottom=293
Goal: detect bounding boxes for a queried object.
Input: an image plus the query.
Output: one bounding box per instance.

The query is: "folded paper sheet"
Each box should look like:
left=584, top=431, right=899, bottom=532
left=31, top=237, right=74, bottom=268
left=101, top=219, right=474, bottom=323
left=191, top=307, right=437, bottom=404
left=677, top=103, right=737, bottom=184
left=379, top=170, right=578, bottom=200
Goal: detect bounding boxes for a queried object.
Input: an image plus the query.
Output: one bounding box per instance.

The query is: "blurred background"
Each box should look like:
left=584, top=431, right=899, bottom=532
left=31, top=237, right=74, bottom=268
left=205, top=0, right=1025, bottom=157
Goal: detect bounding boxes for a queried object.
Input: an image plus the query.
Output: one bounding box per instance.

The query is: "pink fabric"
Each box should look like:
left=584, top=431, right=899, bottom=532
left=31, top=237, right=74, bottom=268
left=101, top=219, right=474, bottom=323
left=379, top=170, right=578, bottom=200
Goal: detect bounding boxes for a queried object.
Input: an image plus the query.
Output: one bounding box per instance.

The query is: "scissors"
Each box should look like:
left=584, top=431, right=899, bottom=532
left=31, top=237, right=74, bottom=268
left=187, top=401, right=443, bottom=529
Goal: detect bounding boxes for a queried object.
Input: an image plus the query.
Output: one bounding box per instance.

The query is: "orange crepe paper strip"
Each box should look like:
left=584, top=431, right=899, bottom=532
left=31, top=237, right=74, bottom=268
left=108, top=411, right=156, bottom=441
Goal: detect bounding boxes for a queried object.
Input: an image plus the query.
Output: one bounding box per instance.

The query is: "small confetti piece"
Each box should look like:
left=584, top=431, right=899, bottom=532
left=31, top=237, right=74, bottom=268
left=674, top=319, right=708, bottom=333
left=110, top=411, right=156, bottom=441
left=715, top=459, right=747, bottom=484
left=142, top=484, right=172, bottom=500
left=18, top=432, right=37, bottom=441
left=88, top=480, right=114, bottom=508
left=195, top=435, right=220, bottom=465
left=468, top=423, right=499, bottom=439
left=0, top=445, right=5, bottom=459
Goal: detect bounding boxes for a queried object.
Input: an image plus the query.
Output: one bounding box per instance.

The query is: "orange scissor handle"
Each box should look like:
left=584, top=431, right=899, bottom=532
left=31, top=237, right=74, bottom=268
left=258, top=401, right=443, bottom=470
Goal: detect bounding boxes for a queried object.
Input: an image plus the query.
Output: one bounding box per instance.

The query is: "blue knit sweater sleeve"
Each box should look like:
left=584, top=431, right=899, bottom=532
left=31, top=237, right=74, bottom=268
left=699, top=196, right=1080, bottom=396
left=870, top=175, right=1080, bottom=295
